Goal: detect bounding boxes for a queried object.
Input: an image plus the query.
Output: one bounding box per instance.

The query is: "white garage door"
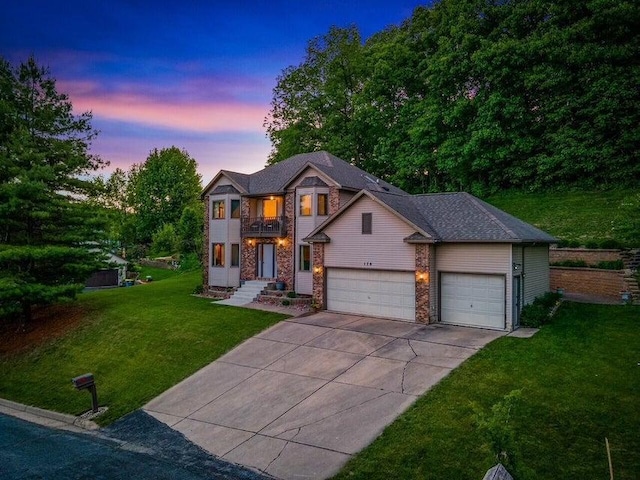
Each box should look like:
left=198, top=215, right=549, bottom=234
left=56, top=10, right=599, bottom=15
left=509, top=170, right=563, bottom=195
left=327, top=269, right=415, bottom=322
left=440, top=273, right=505, bottom=329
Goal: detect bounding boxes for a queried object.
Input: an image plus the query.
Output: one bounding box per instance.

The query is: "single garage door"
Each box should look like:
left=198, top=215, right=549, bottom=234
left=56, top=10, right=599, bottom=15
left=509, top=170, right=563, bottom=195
left=440, top=273, right=505, bottom=329
left=327, top=268, right=415, bottom=321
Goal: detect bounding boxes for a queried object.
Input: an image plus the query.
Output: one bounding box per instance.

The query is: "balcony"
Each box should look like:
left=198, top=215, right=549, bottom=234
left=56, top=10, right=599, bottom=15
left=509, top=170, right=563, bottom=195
left=241, top=216, right=286, bottom=238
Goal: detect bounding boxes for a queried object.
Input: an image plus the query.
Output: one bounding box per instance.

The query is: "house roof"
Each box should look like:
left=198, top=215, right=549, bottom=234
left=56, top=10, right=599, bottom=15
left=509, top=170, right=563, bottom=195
left=308, top=190, right=557, bottom=244
left=202, top=151, right=406, bottom=197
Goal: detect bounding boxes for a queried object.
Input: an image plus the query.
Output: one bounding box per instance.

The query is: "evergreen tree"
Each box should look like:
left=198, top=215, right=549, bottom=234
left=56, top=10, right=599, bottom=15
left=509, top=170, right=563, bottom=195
left=0, top=57, right=107, bottom=325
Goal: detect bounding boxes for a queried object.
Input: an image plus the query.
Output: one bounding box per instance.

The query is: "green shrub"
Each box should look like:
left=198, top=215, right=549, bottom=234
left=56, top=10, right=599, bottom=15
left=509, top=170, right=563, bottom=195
left=600, top=239, right=621, bottom=249
left=520, top=303, right=549, bottom=328
left=521, top=292, right=561, bottom=327
left=192, top=284, right=204, bottom=295
left=179, top=252, right=201, bottom=271
left=281, top=299, right=290, bottom=306
left=286, top=291, right=297, bottom=298
left=567, top=240, right=581, bottom=248
left=556, top=239, right=569, bottom=248
left=595, top=260, right=624, bottom=270
left=585, top=240, right=599, bottom=249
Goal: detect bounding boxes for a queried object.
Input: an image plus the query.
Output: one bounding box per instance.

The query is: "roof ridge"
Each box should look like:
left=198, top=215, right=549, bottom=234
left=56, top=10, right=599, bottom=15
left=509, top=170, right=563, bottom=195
left=463, top=193, right=518, bottom=239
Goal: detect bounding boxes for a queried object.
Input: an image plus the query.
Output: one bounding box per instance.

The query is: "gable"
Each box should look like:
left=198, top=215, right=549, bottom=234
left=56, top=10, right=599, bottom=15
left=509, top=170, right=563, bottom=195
left=323, top=196, right=416, bottom=271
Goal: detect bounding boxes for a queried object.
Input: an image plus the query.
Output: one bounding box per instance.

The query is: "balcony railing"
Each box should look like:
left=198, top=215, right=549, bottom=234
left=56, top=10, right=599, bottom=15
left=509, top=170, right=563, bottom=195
left=241, top=216, right=286, bottom=237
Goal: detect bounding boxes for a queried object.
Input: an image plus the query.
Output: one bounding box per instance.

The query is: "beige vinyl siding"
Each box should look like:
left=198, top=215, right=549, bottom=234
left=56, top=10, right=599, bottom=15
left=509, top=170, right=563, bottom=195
left=296, top=186, right=329, bottom=295
left=208, top=191, right=241, bottom=287
left=435, top=243, right=512, bottom=330
left=324, top=197, right=415, bottom=271
left=522, top=245, right=550, bottom=304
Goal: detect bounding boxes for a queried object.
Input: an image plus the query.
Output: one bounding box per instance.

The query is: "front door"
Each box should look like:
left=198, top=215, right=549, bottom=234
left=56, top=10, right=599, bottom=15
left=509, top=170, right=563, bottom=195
left=512, top=276, right=521, bottom=328
left=258, top=244, right=276, bottom=278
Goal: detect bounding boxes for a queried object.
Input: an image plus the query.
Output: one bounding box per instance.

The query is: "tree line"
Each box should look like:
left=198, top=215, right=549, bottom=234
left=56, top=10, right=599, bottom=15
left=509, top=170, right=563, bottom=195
left=265, top=0, right=640, bottom=195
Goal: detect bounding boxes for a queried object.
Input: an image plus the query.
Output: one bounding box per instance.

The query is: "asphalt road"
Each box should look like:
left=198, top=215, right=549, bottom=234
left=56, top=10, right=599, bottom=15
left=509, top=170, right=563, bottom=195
left=0, top=411, right=269, bottom=480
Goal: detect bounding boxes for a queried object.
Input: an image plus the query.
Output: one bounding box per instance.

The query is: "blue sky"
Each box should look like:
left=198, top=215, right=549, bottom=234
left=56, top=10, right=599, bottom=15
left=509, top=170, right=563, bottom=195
left=1, top=1, right=432, bottom=182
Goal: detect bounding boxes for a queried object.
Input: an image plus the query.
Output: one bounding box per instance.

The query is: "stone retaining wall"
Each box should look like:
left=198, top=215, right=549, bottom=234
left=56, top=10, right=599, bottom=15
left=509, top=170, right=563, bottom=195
left=550, top=248, right=621, bottom=264
left=550, top=267, right=628, bottom=302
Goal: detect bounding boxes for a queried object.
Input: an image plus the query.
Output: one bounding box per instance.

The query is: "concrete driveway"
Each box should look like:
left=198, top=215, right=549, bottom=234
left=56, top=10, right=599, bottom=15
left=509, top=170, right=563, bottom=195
left=144, top=313, right=505, bottom=480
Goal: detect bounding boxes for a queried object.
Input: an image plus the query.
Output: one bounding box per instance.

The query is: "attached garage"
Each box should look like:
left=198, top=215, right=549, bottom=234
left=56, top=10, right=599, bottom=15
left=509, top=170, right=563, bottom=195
left=326, top=268, right=415, bottom=322
left=440, top=273, right=505, bottom=329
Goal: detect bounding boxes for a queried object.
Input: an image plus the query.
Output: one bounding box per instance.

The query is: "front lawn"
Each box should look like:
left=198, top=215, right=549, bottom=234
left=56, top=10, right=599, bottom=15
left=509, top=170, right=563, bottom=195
left=335, top=302, right=640, bottom=480
left=0, top=270, right=287, bottom=425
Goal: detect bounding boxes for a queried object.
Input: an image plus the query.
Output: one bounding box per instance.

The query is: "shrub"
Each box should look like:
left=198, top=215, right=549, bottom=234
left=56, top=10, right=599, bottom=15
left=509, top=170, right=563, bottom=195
left=520, top=292, right=561, bottom=327
left=281, top=299, right=290, bottom=306
left=193, top=284, right=204, bottom=295
left=585, top=240, right=599, bottom=249
left=179, top=253, right=201, bottom=271
left=286, top=291, right=297, bottom=298
left=555, top=239, right=569, bottom=248
left=599, top=239, right=621, bottom=249
left=595, top=260, right=624, bottom=270
left=520, top=303, right=549, bottom=328
left=567, top=240, right=581, bottom=248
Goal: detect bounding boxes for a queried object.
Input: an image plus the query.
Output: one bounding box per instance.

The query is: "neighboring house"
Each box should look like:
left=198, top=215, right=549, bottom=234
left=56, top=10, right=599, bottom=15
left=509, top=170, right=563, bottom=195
left=202, top=151, right=556, bottom=331
left=85, top=252, right=128, bottom=288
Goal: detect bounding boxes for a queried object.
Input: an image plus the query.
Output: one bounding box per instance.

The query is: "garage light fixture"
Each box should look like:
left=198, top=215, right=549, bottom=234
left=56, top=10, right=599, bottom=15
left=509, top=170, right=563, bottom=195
left=416, top=272, right=429, bottom=283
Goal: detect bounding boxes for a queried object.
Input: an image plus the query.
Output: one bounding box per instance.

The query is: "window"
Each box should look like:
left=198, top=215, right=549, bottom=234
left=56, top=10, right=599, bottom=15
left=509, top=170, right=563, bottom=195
left=231, top=199, right=240, bottom=218
left=317, top=193, right=328, bottom=216
left=299, top=245, right=311, bottom=271
left=212, top=243, right=225, bottom=266
left=212, top=200, right=225, bottom=219
left=299, top=194, right=312, bottom=216
left=231, top=243, right=240, bottom=267
left=362, top=213, right=372, bottom=234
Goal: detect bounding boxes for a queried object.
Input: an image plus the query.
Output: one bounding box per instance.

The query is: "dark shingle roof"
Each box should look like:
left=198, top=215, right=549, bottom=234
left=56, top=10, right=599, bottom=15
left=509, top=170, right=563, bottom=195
left=211, top=151, right=406, bottom=196
left=372, top=192, right=556, bottom=243
left=211, top=184, right=240, bottom=194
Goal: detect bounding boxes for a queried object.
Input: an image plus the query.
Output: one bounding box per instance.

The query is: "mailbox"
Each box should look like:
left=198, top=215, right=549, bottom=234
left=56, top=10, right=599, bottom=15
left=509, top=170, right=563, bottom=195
left=72, top=373, right=99, bottom=413
left=72, top=373, right=95, bottom=390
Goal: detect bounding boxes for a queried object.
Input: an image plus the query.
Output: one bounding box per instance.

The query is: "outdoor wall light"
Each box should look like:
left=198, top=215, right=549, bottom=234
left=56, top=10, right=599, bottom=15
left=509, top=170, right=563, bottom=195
left=416, top=272, right=429, bottom=283
left=278, top=238, right=285, bottom=246
left=248, top=239, right=254, bottom=246
left=512, top=262, right=521, bottom=271
left=314, top=266, right=323, bottom=274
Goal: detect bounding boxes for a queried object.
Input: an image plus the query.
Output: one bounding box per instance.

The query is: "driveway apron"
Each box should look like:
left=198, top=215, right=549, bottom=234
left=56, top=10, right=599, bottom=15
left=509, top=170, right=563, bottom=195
left=144, top=313, right=505, bottom=480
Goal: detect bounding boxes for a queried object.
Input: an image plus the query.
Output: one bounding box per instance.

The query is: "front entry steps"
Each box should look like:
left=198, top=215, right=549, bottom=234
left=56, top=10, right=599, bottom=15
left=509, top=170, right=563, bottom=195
left=216, top=280, right=270, bottom=306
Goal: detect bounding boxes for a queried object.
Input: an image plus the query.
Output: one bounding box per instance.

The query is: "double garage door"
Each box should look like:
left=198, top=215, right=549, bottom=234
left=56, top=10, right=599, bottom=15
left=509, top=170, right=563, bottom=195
left=440, top=273, right=505, bottom=329
left=326, top=268, right=415, bottom=322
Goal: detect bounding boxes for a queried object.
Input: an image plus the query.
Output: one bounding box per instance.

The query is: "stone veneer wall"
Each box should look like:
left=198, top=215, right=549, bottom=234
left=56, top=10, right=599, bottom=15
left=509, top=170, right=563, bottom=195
left=240, top=198, right=255, bottom=281
left=415, top=244, right=431, bottom=324
left=203, top=196, right=210, bottom=286
left=312, top=243, right=325, bottom=309
left=328, top=186, right=341, bottom=213
left=276, top=191, right=295, bottom=287
left=550, top=267, right=628, bottom=302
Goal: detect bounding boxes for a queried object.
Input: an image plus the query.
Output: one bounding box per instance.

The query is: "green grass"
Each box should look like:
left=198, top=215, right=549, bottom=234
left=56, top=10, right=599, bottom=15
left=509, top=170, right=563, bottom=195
left=485, top=189, right=640, bottom=246
left=0, top=270, right=287, bottom=425
left=334, top=303, right=640, bottom=480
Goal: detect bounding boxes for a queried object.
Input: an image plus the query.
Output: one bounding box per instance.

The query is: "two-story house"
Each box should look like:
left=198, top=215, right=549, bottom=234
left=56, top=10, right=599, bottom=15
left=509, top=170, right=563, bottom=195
left=202, top=151, right=556, bottom=331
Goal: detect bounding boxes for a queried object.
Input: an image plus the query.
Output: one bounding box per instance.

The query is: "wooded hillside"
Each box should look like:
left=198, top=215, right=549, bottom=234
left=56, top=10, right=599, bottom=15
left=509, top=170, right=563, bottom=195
left=265, top=0, right=639, bottom=195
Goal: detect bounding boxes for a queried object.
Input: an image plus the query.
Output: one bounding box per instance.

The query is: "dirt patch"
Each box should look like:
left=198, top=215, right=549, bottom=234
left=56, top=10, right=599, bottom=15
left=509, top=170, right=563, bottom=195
left=0, top=303, right=89, bottom=357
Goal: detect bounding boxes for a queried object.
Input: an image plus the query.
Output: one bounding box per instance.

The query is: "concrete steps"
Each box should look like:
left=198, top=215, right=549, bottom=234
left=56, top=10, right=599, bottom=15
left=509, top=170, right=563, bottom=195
left=216, top=280, right=270, bottom=306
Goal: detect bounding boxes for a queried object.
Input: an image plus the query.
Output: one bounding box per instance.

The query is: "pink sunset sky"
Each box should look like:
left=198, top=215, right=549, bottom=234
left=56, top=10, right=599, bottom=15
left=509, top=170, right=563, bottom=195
left=1, top=1, right=433, bottom=183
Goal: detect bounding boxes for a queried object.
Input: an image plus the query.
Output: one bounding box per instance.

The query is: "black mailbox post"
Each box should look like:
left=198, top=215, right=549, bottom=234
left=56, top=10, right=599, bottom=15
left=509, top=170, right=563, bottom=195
left=72, top=373, right=99, bottom=413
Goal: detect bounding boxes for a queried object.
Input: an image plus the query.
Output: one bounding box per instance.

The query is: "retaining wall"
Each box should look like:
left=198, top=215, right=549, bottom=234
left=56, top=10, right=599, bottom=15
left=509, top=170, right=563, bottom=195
left=550, top=267, right=629, bottom=302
